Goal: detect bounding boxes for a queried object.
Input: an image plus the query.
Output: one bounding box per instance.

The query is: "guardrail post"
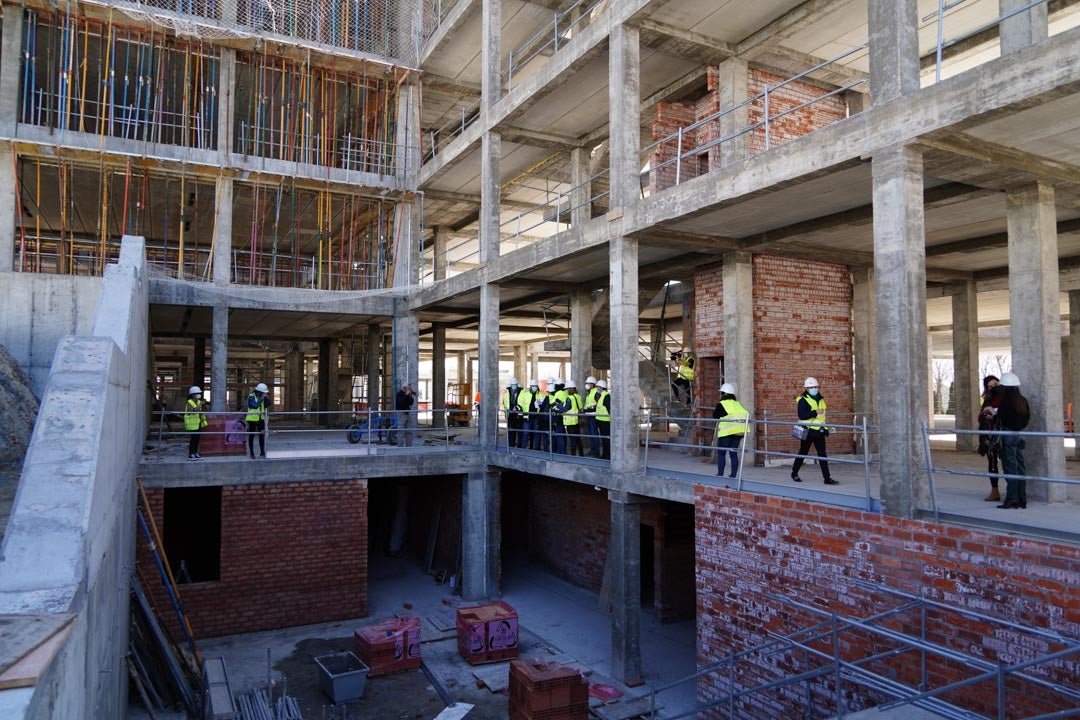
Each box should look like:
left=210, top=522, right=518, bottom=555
left=862, top=415, right=872, bottom=511
left=675, top=126, right=683, bottom=185
left=763, top=84, right=771, bottom=150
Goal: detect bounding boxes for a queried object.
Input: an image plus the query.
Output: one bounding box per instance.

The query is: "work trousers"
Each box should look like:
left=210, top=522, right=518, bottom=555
left=792, top=431, right=830, bottom=480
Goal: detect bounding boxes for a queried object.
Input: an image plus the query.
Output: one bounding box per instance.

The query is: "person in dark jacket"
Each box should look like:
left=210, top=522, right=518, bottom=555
left=995, top=372, right=1030, bottom=509
left=977, top=375, right=1003, bottom=501
left=791, top=377, right=837, bottom=485
left=393, top=384, right=415, bottom=447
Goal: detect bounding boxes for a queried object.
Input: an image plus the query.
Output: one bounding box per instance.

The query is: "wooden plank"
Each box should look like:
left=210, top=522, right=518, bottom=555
left=0, top=614, right=76, bottom=677
left=0, top=619, right=75, bottom=690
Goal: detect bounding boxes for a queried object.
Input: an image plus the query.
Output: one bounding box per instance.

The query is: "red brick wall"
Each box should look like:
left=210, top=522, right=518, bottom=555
left=748, top=68, right=847, bottom=156
left=528, top=478, right=610, bottom=592
left=138, top=480, right=368, bottom=638
left=649, top=102, right=701, bottom=192
left=693, top=255, right=854, bottom=454
left=695, top=486, right=1080, bottom=718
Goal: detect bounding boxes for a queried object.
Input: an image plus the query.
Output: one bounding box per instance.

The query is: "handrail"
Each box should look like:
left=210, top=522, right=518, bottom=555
left=506, top=0, right=608, bottom=86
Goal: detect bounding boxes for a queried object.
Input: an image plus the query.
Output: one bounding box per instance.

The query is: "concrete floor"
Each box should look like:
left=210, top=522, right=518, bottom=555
left=191, top=553, right=698, bottom=719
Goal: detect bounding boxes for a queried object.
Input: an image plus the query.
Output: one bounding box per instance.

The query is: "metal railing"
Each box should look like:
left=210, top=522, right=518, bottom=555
left=923, top=423, right=1080, bottom=522
left=496, top=407, right=609, bottom=460
left=506, top=0, right=608, bottom=87
left=229, top=248, right=388, bottom=290
left=423, top=98, right=482, bottom=162
left=925, top=0, right=1052, bottom=83
left=648, top=580, right=1080, bottom=720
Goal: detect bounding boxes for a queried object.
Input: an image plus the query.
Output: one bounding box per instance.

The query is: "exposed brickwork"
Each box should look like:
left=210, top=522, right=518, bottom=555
left=138, top=480, right=368, bottom=638
left=693, top=255, right=854, bottom=455
left=695, top=485, right=1080, bottom=719
left=748, top=68, right=847, bottom=156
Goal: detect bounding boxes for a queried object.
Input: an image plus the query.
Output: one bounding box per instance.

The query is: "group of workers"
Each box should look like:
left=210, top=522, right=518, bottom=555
left=182, top=382, right=271, bottom=460
left=502, top=376, right=612, bottom=459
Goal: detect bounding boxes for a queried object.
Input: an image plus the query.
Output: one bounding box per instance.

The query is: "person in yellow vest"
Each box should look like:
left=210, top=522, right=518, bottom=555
left=583, top=376, right=601, bottom=457
left=673, top=347, right=695, bottom=402
left=185, top=386, right=207, bottom=461
left=791, top=377, right=837, bottom=485
left=531, top=379, right=553, bottom=452
left=245, top=382, right=271, bottom=459
left=712, top=382, right=748, bottom=478
left=550, top=378, right=567, bottom=453
left=594, top=379, right=611, bottom=459
left=502, top=378, right=524, bottom=448
left=518, top=380, right=538, bottom=450
left=560, top=381, right=585, bottom=456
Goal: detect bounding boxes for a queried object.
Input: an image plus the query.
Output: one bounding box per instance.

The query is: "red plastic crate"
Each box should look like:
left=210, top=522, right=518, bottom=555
left=456, top=601, right=519, bottom=665
left=354, top=616, right=421, bottom=676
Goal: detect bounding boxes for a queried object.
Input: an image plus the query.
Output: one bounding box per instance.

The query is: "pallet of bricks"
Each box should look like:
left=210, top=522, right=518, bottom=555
left=456, top=600, right=519, bottom=665
left=354, top=616, right=421, bottom=676
left=508, top=659, right=589, bottom=720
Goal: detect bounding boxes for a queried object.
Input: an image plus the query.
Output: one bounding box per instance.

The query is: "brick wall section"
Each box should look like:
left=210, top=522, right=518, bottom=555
left=693, top=255, right=854, bottom=455
left=695, top=486, right=1080, bottom=718
left=138, top=480, right=368, bottom=639
left=649, top=102, right=701, bottom=193
left=748, top=68, right=847, bottom=156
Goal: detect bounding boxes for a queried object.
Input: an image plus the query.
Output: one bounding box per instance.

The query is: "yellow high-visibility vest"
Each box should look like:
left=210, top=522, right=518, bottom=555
left=716, top=398, right=748, bottom=438
left=796, top=395, right=827, bottom=430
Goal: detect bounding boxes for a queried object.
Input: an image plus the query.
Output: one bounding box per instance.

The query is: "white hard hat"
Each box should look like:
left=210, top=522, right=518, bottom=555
left=596, top=379, right=607, bottom=389
left=547, top=377, right=557, bottom=385
left=528, top=379, right=538, bottom=387
left=565, top=381, right=577, bottom=389
left=509, top=377, right=520, bottom=386
left=803, top=377, right=818, bottom=389
left=1000, top=372, right=1021, bottom=387
left=720, top=383, right=735, bottom=394
left=554, top=378, right=564, bottom=385
left=586, top=376, right=597, bottom=385
left=188, top=386, right=202, bottom=395
left=255, top=383, right=269, bottom=393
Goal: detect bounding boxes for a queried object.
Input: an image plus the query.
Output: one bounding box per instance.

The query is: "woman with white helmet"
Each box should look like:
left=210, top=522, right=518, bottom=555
left=712, top=382, right=748, bottom=478
left=791, top=377, right=837, bottom=485
left=184, top=386, right=207, bottom=460
left=245, top=382, right=272, bottom=459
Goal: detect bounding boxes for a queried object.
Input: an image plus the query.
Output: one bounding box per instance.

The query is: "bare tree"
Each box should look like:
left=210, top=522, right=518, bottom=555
left=979, top=354, right=1012, bottom=380
left=932, top=360, right=953, bottom=413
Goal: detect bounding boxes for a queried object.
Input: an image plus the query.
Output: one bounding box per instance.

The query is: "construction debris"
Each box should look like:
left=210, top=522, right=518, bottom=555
left=0, top=344, right=38, bottom=466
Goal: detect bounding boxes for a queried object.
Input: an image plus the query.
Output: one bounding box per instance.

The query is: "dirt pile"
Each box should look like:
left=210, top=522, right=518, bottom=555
left=0, top=344, right=39, bottom=465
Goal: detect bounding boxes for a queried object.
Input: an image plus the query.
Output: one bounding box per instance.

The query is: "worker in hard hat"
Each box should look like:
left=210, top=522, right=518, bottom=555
left=245, top=382, right=272, bottom=459
left=583, top=376, right=601, bottom=458
left=595, top=380, right=611, bottom=459
left=791, top=377, right=836, bottom=485
left=518, top=380, right=539, bottom=450
left=503, top=378, right=524, bottom=448
left=559, top=381, right=585, bottom=456
left=185, top=386, right=207, bottom=461
left=712, top=383, right=749, bottom=478
left=550, top=378, right=567, bottom=454
left=995, top=372, right=1030, bottom=509
left=530, top=379, right=553, bottom=452
left=672, top=346, right=695, bottom=402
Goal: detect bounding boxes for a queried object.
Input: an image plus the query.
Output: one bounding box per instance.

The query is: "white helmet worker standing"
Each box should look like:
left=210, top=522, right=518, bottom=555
left=188, top=386, right=202, bottom=396
left=255, top=382, right=269, bottom=393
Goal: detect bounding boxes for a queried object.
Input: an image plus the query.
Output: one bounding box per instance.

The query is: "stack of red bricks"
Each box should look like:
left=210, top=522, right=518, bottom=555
left=508, top=659, right=588, bottom=720
left=354, top=616, right=421, bottom=676
left=456, top=600, right=519, bottom=665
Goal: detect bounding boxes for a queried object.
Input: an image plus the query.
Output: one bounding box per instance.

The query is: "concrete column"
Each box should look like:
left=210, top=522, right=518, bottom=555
left=211, top=305, right=229, bottom=412
left=285, top=348, right=303, bottom=412
left=852, top=267, right=878, bottom=453
left=0, top=5, right=24, bottom=136
left=608, top=491, right=642, bottom=683
left=481, top=0, right=502, bottom=104
left=571, top=147, right=592, bottom=227
left=457, top=352, right=467, bottom=387
left=213, top=177, right=233, bottom=285
left=395, top=84, right=421, bottom=182
left=393, top=304, right=420, bottom=398
left=433, top=325, right=447, bottom=428
left=0, top=148, right=15, bottom=273
left=433, top=226, right=447, bottom=281
left=216, top=51, right=236, bottom=162
left=716, top=58, right=749, bottom=167
left=1007, top=182, right=1065, bottom=502
left=193, top=338, right=207, bottom=390
left=610, top=237, right=640, bottom=474
left=999, top=0, right=1048, bottom=56
left=481, top=132, right=501, bottom=262
left=478, top=284, right=501, bottom=447
left=846, top=91, right=871, bottom=115
left=872, top=145, right=929, bottom=518
left=868, top=0, right=920, bottom=105
left=367, top=323, right=382, bottom=410
left=531, top=355, right=540, bottom=385
left=318, top=339, right=332, bottom=426
left=952, top=282, right=980, bottom=451
left=393, top=201, right=422, bottom=287
left=722, top=252, right=754, bottom=438
left=608, top=24, right=640, bottom=210
left=1069, top=290, right=1080, bottom=460
left=462, top=470, right=500, bottom=600
left=514, top=344, right=528, bottom=386
left=571, top=291, right=593, bottom=384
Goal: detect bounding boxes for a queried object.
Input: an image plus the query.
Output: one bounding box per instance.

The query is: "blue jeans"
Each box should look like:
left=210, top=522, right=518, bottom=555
left=1000, top=434, right=1027, bottom=506
left=587, top=415, right=600, bottom=455
left=716, top=435, right=742, bottom=477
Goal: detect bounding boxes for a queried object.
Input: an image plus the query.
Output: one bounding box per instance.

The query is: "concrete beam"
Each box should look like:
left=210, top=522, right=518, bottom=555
left=420, top=0, right=481, bottom=66
left=500, top=126, right=581, bottom=150
left=149, top=279, right=397, bottom=315
left=634, top=18, right=734, bottom=64
left=422, top=74, right=483, bottom=98
left=920, top=134, right=1080, bottom=187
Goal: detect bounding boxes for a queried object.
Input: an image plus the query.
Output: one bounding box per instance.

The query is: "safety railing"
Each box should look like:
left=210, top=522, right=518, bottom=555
left=925, top=0, right=1052, bottom=84
left=419, top=0, right=463, bottom=44
left=496, top=406, right=610, bottom=461
left=418, top=230, right=552, bottom=284
left=641, top=44, right=868, bottom=192
left=237, top=123, right=405, bottom=177
left=922, top=423, right=1080, bottom=522
left=648, top=580, right=1080, bottom=720
left=229, top=247, right=389, bottom=290
left=643, top=413, right=878, bottom=511
left=423, top=98, right=482, bottom=162
left=506, top=0, right=608, bottom=87
left=149, top=407, right=479, bottom=458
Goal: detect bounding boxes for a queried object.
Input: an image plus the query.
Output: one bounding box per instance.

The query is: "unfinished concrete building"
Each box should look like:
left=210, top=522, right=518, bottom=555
left=1, top=0, right=1079, bottom=717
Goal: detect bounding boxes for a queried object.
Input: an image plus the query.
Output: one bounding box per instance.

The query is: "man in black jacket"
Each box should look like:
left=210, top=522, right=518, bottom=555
left=995, top=372, right=1030, bottom=509
left=393, top=384, right=415, bottom=447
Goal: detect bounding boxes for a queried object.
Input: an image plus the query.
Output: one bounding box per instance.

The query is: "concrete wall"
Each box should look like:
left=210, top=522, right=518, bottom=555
left=695, top=485, right=1080, bottom=718
left=138, top=479, right=369, bottom=638
left=0, top=273, right=102, bottom=396
left=0, top=237, right=148, bottom=719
